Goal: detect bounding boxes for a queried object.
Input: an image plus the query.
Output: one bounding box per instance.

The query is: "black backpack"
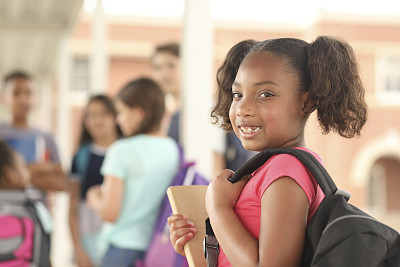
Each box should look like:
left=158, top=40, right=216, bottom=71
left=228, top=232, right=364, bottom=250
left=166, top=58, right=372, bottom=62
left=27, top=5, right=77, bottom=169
left=204, top=148, right=400, bottom=267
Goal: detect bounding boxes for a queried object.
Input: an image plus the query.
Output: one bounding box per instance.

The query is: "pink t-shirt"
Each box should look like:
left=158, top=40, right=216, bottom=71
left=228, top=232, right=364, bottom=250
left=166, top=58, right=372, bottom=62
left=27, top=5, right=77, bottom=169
left=217, top=147, right=325, bottom=267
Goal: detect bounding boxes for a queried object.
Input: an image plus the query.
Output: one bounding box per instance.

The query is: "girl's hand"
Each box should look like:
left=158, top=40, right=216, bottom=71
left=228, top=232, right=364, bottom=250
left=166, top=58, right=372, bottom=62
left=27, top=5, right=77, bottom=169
left=168, top=214, right=197, bottom=256
left=75, top=245, right=93, bottom=267
left=206, top=170, right=251, bottom=214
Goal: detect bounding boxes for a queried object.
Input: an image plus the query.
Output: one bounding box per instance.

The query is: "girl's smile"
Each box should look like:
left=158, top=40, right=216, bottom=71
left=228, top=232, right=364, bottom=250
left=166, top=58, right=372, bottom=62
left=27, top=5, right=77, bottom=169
left=238, top=125, right=262, bottom=137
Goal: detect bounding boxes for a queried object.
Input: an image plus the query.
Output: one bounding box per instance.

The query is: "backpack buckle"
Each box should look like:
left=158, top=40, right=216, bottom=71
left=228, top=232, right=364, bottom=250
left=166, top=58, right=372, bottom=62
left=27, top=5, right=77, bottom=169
left=335, top=188, right=351, bottom=201
left=203, top=235, right=219, bottom=258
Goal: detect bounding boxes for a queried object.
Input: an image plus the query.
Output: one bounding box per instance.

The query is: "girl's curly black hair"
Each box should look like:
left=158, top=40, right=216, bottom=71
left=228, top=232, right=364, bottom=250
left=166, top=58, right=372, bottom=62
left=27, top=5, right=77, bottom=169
left=211, top=39, right=258, bottom=131
left=211, top=36, right=367, bottom=138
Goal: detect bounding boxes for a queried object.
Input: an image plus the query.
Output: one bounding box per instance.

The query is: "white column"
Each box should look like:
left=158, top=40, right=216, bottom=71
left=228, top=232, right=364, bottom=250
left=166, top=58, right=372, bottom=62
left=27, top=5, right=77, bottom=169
left=182, top=0, right=214, bottom=178
left=55, top=36, right=72, bottom=169
left=52, top=34, right=73, bottom=267
left=89, top=0, right=108, bottom=94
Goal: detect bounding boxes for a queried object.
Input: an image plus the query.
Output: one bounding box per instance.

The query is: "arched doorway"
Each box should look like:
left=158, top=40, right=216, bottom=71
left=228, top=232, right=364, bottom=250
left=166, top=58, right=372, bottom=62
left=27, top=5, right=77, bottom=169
left=369, top=156, right=400, bottom=212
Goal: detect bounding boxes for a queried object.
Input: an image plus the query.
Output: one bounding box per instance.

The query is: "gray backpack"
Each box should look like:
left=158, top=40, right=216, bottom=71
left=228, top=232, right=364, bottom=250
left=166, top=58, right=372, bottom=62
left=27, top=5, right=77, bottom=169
left=0, top=190, right=52, bottom=267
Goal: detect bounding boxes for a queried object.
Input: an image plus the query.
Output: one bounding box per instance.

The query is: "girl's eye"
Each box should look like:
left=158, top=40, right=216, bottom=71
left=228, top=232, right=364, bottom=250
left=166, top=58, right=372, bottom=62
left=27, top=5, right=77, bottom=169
left=260, top=92, right=273, bottom=98
left=232, top=92, right=242, bottom=99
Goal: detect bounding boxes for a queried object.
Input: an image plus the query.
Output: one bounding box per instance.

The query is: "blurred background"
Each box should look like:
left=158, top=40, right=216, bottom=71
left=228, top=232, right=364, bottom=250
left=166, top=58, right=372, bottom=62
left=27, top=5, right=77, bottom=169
left=0, top=0, right=399, bottom=266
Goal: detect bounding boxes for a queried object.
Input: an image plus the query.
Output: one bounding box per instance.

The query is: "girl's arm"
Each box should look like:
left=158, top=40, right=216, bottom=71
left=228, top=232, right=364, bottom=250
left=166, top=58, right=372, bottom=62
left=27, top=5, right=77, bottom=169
left=28, top=162, right=67, bottom=191
left=87, top=175, right=124, bottom=223
left=68, top=181, right=93, bottom=267
left=207, top=175, right=308, bottom=267
left=257, top=177, right=309, bottom=266
left=213, top=151, right=226, bottom=178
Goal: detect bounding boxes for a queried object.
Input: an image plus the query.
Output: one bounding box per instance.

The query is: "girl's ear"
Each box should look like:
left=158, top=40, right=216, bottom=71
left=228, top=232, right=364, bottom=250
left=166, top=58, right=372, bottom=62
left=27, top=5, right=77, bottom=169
left=0, top=90, right=8, bottom=106
left=301, top=91, right=316, bottom=116
left=2, top=167, right=16, bottom=185
left=133, top=106, right=146, bottom=121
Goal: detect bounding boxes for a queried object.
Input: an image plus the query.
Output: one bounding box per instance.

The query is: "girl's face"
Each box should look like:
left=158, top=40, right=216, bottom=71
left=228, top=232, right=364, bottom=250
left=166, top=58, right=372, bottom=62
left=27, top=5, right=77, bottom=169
left=229, top=52, right=308, bottom=152
left=85, top=100, right=118, bottom=141
left=151, top=52, right=181, bottom=96
left=115, top=99, right=144, bottom=137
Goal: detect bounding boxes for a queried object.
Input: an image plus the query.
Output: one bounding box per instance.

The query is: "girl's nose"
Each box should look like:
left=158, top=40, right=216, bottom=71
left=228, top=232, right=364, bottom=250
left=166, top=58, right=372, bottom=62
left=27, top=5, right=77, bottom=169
left=236, top=97, right=255, bottom=117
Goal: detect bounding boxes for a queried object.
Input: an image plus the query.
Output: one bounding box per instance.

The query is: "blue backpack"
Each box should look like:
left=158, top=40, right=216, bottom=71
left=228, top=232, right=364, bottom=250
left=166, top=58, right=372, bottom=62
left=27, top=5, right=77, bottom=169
left=142, top=147, right=209, bottom=267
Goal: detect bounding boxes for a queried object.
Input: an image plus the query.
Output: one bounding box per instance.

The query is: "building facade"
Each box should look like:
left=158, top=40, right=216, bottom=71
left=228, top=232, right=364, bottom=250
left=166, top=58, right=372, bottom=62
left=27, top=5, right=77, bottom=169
left=65, top=10, right=400, bottom=230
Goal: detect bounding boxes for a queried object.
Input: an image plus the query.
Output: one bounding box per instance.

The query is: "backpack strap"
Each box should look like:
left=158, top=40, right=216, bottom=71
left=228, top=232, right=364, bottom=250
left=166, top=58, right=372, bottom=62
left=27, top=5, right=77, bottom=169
left=75, top=144, right=91, bottom=194
left=204, top=218, right=219, bottom=267
left=230, top=147, right=339, bottom=196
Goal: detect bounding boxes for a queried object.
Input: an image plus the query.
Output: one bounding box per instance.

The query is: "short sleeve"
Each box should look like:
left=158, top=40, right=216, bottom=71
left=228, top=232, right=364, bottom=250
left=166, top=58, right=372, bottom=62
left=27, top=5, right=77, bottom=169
left=255, top=154, right=316, bottom=206
left=69, top=155, right=80, bottom=182
left=100, top=141, right=129, bottom=180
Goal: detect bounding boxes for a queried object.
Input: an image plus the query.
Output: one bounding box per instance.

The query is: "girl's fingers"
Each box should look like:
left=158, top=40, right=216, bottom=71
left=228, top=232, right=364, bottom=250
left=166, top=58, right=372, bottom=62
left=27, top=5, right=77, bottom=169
left=168, top=214, right=197, bottom=255
left=217, top=169, right=235, bottom=180
left=170, top=227, right=196, bottom=256
left=170, top=219, right=195, bottom=231
left=168, top=214, right=188, bottom=226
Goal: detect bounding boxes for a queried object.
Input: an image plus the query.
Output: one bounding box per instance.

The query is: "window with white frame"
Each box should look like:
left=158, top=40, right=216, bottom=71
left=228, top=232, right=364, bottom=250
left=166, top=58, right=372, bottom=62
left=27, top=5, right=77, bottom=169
left=376, top=54, right=400, bottom=105
left=385, top=56, right=400, bottom=92
left=71, top=57, right=89, bottom=92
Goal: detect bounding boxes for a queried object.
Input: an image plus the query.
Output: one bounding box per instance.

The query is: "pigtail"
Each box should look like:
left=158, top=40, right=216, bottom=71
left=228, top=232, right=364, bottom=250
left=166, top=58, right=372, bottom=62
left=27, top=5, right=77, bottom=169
left=211, top=39, right=258, bottom=131
left=307, top=36, right=367, bottom=138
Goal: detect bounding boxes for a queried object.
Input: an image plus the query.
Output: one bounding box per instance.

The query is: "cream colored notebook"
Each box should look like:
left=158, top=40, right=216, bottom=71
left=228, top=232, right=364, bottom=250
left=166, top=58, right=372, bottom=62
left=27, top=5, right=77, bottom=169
left=167, top=185, right=208, bottom=267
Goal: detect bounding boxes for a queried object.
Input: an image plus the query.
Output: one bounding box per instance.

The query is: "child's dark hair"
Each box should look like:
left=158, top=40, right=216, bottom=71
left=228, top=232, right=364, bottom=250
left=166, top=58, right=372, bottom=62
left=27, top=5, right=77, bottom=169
left=0, top=141, right=16, bottom=183
left=3, top=70, right=31, bottom=85
left=211, top=36, right=367, bottom=138
left=79, top=94, right=122, bottom=145
left=211, top=39, right=258, bottom=130
left=117, top=77, right=165, bottom=135
left=152, top=43, right=180, bottom=59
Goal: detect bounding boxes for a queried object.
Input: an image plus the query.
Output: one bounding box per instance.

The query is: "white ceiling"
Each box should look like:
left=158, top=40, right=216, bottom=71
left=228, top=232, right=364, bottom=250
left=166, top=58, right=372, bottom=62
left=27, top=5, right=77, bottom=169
left=0, top=0, right=83, bottom=81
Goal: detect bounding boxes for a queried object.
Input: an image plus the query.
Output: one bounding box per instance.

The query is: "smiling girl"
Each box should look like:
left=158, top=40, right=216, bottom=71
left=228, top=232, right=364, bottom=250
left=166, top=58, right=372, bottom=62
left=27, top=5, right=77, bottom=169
left=69, top=95, right=121, bottom=267
left=168, top=37, right=367, bottom=266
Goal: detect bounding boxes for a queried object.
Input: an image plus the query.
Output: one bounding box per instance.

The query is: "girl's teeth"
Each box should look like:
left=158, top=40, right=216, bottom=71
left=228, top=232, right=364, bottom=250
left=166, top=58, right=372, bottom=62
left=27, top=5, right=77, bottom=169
left=241, top=127, right=261, bottom=133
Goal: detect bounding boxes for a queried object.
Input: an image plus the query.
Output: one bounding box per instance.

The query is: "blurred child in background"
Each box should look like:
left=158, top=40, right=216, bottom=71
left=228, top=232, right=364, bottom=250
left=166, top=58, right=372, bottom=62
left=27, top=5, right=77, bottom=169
left=0, top=71, right=65, bottom=195
left=0, top=140, right=52, bottom=266
left=69, top=95, right=121, bottom=267
left=87, top=78, right=179, bottom=267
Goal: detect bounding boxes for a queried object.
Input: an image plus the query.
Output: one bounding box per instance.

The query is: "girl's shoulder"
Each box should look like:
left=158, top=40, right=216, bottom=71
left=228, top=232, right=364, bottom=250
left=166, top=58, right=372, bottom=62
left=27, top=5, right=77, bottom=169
left=106, top=138, right=132, bottom=154
left=109, top=135, right=176, bottom=151
left=250, top=147, right=323, bottom=205
left=292, top=147, right=323, bottom=165
left=129, top=134, right=177, bottom=148
left=252, top=147, right=323, bottom=178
